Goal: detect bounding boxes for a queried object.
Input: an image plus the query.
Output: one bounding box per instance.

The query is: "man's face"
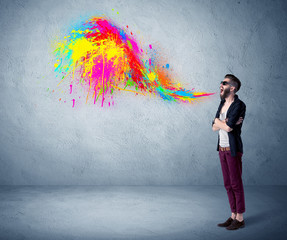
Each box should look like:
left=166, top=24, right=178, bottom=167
left=220, top=78, right=232, bottom=100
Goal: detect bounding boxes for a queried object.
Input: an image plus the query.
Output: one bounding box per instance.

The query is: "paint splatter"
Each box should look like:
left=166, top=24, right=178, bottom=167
left=52, top=16, right=214, bottom=107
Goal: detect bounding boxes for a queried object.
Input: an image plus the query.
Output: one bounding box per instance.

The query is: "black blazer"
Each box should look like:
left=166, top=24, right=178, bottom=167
left=213, top=94, right=246, bottom=157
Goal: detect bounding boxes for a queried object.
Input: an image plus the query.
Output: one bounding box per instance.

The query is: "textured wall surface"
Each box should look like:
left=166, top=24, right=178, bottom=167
left=0, top=0, right=286, bottom=185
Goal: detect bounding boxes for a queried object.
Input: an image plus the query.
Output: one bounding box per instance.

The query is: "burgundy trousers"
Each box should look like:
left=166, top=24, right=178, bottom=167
left=219, top=150, right=245, bottom=214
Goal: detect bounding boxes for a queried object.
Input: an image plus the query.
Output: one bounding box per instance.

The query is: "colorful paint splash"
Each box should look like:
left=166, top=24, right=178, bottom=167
left=52, top=16, right=214, bottom=107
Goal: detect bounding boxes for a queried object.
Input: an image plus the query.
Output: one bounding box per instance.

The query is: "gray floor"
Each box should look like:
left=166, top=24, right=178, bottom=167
left=0, top=186, right=286, bottom=240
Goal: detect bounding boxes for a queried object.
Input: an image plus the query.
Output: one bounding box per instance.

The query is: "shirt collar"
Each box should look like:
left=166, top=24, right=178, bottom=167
left=221, top=94, right=238, bottom=104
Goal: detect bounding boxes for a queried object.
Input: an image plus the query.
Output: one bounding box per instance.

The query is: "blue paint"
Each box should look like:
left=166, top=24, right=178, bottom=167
left=119, top=29, right=127, bottom=41
left=176, top=90, right=195, bottom=98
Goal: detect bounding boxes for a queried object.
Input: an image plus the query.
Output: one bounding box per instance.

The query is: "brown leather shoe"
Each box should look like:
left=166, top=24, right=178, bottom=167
left=226, top=219, right=245, bottom=230
left=217, top=217, right=234, bottom=227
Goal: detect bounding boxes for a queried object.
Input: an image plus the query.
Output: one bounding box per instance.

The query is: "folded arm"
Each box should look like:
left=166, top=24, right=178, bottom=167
left=214, top=118, right=232, bottom=132
left=212, top=117, right=243, bottom=132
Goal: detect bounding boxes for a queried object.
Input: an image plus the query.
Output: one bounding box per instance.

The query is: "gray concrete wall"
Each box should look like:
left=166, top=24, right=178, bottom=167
left=0, top=0, right=286, bottom=185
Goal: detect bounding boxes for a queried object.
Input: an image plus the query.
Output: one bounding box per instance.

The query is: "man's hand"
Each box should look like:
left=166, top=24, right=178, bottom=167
left=225, top=117, right=243, bottom=125
left=235, top=117, right=243, bottom=125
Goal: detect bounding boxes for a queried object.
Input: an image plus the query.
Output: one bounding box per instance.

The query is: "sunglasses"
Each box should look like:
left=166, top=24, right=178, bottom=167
left=220, top=81, right=233, bottom=86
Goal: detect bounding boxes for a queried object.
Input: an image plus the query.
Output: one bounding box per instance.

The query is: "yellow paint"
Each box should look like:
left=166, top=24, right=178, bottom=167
left=147, top=72, right=156, bottom=82
left=69, top=37, right=95, bottom=63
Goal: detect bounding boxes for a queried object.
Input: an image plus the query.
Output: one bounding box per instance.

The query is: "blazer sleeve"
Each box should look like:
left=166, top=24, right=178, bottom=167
left=226, top=102, right=246, bottom=129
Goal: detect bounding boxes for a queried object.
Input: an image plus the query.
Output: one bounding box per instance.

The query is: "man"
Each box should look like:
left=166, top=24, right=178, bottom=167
left=212, top=74, right=246, bottom=230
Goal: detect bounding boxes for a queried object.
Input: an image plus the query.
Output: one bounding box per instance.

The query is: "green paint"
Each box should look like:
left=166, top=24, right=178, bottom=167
left=126, top=78, right=134, bottom=87
left=127, top=40, right=133, bottom=50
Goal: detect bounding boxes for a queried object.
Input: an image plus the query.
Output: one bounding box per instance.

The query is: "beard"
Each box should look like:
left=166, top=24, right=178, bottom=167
left=220, top=87, right=230, bottom=100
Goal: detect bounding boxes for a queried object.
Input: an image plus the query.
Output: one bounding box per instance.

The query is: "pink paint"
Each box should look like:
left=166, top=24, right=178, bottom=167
left=102, top=78, right=105, bottom=107
left=97, top=20, right=119, bottom=38
left=72, top=99, right=75, bottom=107
left=70, top=85, right=73, bottom=94
left=149, top=44, right=152, bottom=49
left=149, top=59, right=151, bottom=65
left=140, top=49, right=143, bottom=52
left=127, top=37, right=140, bottom=53
left=104, top=61, right=114, bottom=83
left=195, top=93, right=215, bottom=97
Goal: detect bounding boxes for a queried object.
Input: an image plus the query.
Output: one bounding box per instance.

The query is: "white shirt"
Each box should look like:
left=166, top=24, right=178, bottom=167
left=219, top=112, right=230, bottom=147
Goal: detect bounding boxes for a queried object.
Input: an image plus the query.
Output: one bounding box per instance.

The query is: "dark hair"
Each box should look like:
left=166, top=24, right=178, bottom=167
left=225, top=74, right=241, bottom=93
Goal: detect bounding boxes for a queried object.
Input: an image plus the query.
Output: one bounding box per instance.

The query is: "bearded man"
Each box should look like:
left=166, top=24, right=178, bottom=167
left=212, top=74, right=246, bottom=230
